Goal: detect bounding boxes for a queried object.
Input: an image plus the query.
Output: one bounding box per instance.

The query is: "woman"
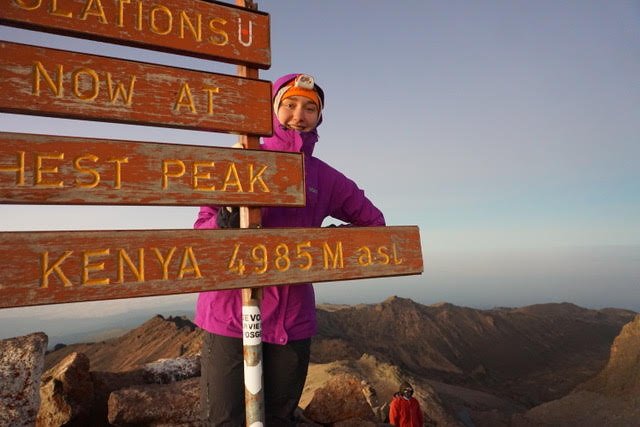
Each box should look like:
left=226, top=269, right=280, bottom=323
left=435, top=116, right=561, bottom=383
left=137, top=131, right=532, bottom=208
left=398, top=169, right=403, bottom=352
left=195, top=73, right=385, bottom=426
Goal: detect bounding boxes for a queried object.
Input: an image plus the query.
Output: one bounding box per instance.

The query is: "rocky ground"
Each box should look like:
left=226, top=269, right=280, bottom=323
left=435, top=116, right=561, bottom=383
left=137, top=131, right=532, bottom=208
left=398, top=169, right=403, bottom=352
left=2, top=297, right=639, bottom=426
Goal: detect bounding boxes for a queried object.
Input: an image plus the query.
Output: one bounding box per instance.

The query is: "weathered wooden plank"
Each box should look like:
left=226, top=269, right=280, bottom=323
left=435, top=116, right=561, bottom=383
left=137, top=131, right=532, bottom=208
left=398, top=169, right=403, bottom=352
left=0, top=0, right=271, bottom=68
left=0, top=41, right=272, bottom=135
left=0, top=226, right=423, bottom=308
left=0, top=131, right=304, bottom=206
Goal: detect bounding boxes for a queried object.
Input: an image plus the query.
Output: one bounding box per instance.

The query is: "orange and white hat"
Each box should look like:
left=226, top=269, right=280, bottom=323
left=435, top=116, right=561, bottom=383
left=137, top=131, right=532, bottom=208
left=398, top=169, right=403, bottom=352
left=273, top=74, right=323, bottom=112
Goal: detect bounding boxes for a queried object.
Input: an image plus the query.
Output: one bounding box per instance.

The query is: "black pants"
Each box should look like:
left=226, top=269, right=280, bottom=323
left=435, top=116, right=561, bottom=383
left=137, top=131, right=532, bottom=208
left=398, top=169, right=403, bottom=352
left=200, top=332, right=311, bottom=426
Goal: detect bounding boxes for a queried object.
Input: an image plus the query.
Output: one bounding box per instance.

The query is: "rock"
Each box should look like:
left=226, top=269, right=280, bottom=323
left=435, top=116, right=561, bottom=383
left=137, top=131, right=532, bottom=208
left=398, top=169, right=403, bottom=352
left=90, top=369, right=149, bottom=426
left=0, top=332, right=48, bottom=427
left=36, top=352, right=93, bottom=426
left=412, top=383, right=462, bottom=426
left=304, top=373, right=377, bottom=424
left=76, top=355, right=200, bottom=426
left=143, top=354, right=201, bottom=384
left=333, top=418, right=379, bottom=426
left=361, top=379, right=389, bottom=422
left=107, top=377, right=200, bottom=426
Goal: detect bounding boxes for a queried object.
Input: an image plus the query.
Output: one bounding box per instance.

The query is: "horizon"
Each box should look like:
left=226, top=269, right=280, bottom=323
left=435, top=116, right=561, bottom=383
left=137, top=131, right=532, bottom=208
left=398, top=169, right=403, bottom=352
left=1, top=1, right=639, bottom=339
left=1, top=287, right=638, bottom=346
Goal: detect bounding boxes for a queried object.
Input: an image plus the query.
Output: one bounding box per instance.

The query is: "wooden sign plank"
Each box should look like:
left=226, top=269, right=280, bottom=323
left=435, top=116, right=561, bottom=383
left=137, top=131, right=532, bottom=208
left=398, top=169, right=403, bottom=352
left=0, top=131, right=304, bottom=207
left=0, top=226, right=423, bottom=308
left=0, top=0, right=271, bottom=68
left=0, top=41, right=272, bottom=135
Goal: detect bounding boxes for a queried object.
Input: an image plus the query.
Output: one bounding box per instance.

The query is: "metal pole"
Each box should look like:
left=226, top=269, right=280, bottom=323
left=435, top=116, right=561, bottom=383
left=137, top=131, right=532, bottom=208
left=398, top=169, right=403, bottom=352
left=241, top=287, right=264, bottom=426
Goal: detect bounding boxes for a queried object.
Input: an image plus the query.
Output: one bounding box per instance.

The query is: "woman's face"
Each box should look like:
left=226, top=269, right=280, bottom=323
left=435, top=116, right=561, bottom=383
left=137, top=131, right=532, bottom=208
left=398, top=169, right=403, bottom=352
left=277, top=95, right=320, bottom=132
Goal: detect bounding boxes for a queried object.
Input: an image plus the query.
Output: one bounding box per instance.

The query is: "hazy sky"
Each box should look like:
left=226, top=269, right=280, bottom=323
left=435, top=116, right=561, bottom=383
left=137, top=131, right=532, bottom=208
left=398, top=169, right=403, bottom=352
left=0, top=0, right=638, bottom=338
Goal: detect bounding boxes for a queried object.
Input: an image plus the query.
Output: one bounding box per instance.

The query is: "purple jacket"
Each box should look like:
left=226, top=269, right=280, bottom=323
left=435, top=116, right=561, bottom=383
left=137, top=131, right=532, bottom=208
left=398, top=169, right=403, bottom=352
left=194, top=73, right=385, bottom=344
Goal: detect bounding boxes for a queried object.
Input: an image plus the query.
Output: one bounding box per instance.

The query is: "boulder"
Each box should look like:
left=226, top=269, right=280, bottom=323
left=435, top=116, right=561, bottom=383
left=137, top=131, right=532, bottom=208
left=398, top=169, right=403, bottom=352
left=107, top=377, right=200, bottom=426
left=38, top=354, right=201, bottom=426
left=36, top=352, right=93, bottom=426
left=0, top=332, right=48, bottom=427
left=304, top=373, right=377, bottom=424
left=143, top=354, right=201, bottom=384
left=90, top=369, right=149, bottom=426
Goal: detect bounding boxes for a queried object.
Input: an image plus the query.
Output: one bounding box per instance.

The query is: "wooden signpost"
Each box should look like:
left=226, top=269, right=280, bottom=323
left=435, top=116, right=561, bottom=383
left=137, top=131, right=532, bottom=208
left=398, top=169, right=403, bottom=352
left=0, top=0, right=271, bottom=68
left=0, top=41, right=272, bottom=135
left=0, top=1, right=423, bottom=425
left=0, top=131, right=305, bottom=207
left=0, top=226, right=422, bottom=309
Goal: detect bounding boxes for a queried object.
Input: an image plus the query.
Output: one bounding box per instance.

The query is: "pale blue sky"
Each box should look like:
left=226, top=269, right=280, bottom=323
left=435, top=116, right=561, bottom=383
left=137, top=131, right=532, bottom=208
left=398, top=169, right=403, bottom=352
left=0, top=1, right=639, bottom=339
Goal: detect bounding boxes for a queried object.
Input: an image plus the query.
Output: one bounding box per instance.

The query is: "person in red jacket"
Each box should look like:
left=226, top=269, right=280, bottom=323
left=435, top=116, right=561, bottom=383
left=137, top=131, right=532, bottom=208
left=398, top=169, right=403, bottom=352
left=389, top=381, right=424, bottom=427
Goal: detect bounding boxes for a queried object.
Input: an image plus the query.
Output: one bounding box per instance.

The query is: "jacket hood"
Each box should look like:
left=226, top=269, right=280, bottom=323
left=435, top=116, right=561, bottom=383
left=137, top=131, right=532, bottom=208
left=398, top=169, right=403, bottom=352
left=262, top=73, right=324, bottom=155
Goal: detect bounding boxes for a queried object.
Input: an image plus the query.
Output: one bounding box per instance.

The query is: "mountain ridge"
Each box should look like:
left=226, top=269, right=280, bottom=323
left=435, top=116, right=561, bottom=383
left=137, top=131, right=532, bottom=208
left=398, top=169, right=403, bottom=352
left=42, top=297, right=637, bottom=425
left=313, top=296, right=635, bottom=405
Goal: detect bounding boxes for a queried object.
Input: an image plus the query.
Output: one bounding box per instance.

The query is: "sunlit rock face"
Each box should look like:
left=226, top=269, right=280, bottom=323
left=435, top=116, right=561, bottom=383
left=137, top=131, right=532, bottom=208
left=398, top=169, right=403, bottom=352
left=0, top=332, right=48, bottom=427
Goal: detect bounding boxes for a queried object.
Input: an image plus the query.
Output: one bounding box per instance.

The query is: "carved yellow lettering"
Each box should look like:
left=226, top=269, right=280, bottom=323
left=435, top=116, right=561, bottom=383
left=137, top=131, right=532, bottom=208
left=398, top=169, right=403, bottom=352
left=392, top=243, right=403, bottom=265
left=41, top=251, right=73, bottom=288
left=0, top=151, right=26, bottom=186
left=162, top=159, right=185, bottom=189
left=117, top=248, right=144, bottom=283
left=106, top=73, right=136, bottom=105
left=208, top=17, right=229, bottom=46
left=72, top=68, right=100, bottom=101
left=150, top=4, right=172, bottom=35
left=74, top=154, right=100, bottom=188
left=107, top=157, right=128, bottom=189
left=33, top=62, right=63, bottom=97
left=376, top=246, right=391, bottom=265
left=35, top=153, right=64, bottom=188
left=80, top=0, right=107, bottom=23
left=192, top=161, right=215, bottom=191
left=174, top=83, right=196, bottom=113
left=323, top=242, right=344, bottom=269
left=227, top=243, right=246, bottom=275
left=356, top=246, right=373, bottom=266
left=274, top=243, right=291, bottom=272
left=153, top=247, right=176, bottom=280
left=203, top=86, right=219, bottom=115
left=296, top=242, right=313, bottom=270
left=14, top=0, right=42, bottom=11
left=249, top=164, right=269, bottom=193
left=252, top=244, right=268, bottom=274
left=136, top=0, right=142, bottom=30
left=221, top=163, right=243, bottom=192
left=178, top=247, right=202, bottom=279
left=83, top=248, right=110, bottom=286
left=116, top=0, right=131, bottom=27
left=179, top=11, right=202, bottom=41
left=50, top=0, right=72, bottom=18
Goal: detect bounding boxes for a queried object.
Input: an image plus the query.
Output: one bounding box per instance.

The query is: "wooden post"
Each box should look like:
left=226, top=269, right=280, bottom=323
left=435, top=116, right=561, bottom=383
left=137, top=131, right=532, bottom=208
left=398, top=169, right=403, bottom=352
left=237, top=1, right=266, bottom=424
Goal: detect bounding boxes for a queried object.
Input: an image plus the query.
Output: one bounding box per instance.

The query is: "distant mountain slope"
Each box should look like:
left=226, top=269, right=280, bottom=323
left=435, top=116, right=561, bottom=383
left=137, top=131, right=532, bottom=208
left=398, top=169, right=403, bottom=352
left=514, top=314, right=640, bottom=426
left=313, top=296, right=636, bottom=405
left=580, top=313, right=640, bottom=395
left=45, top=315, right=203, bottom=372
